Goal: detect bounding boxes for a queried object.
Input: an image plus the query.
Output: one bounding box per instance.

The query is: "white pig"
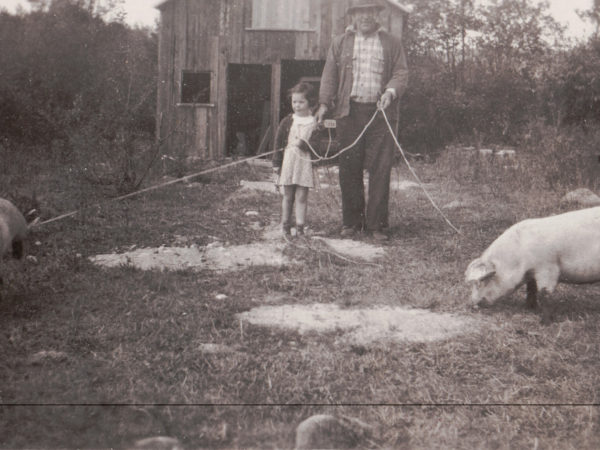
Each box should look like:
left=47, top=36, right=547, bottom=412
left=0, top=198, right=27, bottom=285
left=465, top=206, right=600, bottom=309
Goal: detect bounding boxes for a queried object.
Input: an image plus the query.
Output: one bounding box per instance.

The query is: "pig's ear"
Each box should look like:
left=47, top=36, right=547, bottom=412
left=465, top=259, right=496, bottom=282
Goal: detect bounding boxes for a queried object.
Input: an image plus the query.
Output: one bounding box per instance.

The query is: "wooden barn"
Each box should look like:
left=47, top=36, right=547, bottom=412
left=155, top=0, right=409, bottom=160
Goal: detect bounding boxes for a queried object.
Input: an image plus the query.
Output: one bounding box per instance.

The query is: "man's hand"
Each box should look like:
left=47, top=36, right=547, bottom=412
left=378, top=91, right=394, bottom=110
left=316, top=104, right=329, bottom=123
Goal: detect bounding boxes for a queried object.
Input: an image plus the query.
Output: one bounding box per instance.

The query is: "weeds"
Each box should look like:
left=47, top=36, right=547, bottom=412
left=0, top=142, right=599, bottom=448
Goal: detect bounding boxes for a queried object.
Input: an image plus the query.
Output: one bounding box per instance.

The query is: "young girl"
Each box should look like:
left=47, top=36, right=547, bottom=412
left=272, top=82, right=318, bottom=237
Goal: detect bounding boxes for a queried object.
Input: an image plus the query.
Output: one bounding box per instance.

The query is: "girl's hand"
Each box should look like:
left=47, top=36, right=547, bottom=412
left=316, top=104, right=328, bottom=123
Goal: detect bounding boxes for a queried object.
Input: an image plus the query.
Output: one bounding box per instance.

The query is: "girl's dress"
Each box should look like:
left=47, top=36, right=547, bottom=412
left=278, top=114, right=316, bottom=188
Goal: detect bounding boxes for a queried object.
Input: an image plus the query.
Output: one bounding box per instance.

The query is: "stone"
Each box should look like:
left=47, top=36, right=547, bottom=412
left=442, top=200, right=471, bottom=210
left=239, top=180, right=277, bottom=193
left=131, top=437, right=183, bottom=450
left=29, top=350, right=68, bottom=364
left=295, top=414, right=374, bottom=449
left=560, top=188, right=600, bottom=207
left=198, top=343, right=236, bottom=354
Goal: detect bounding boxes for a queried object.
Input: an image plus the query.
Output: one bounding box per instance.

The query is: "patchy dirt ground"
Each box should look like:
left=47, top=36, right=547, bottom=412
left=236, top=303, right=481, bottom=346
left=90, top=242, right=293, bottom=272
left=6, top=155, right=600, bottom=449
left=89, top=169, right=480, bottom=344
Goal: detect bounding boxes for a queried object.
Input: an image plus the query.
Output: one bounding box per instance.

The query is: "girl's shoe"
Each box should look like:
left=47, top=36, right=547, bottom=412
left=282, top=223, right=292, bottom=239
left=296, top=224, right=305, bottom=236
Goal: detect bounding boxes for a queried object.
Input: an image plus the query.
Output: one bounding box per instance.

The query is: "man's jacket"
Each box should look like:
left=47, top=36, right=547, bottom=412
left=319, top=28, right=408, bottom=121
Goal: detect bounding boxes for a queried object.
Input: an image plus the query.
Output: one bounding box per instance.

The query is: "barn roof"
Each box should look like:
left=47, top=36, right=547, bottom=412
left=154, top=0, right=411, bottom=15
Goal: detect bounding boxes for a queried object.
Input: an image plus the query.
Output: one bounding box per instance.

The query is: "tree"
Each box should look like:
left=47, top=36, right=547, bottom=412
left=1, top=0, right=157, bottom=192
left=476, top=0, right=565, bottom=73
left=579, top=0, right=600, bottom=36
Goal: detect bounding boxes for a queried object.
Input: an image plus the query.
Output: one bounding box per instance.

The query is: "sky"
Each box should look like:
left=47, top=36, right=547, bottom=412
left=0, top=0, right=595, bottom=38
left=0, top=0, right=161, bottom=28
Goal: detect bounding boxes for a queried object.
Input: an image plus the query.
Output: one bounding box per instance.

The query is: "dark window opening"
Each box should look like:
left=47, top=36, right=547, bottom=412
left=181, top=71, right=211, bottom=104
left=226, top=64, right=271, bottom=156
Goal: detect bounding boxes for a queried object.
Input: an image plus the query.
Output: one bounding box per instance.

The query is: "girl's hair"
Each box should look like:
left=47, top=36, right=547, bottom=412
left=288, top=82, right=318, bottom=108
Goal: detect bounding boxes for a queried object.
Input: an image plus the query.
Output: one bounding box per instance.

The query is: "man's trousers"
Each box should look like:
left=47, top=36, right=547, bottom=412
left=336, top=101, right=398, bottom=232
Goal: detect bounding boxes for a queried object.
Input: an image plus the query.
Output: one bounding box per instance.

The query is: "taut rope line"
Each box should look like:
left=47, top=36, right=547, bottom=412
left=33, top=150, right=277, bottom=227
left=299, top=109, right=379, bottom=163
left=379, top=108, right=463, bottom=235
left=299, top=108, right=462, bottom=235
left=34, top=105, right=461, bottom=235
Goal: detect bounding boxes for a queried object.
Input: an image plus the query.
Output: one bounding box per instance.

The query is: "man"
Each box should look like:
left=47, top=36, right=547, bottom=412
left=317, top=0, right=408, bottom=241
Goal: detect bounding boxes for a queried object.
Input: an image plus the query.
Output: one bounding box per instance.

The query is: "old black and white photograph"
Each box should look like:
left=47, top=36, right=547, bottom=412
left=0, top=0, right=599, bottom=448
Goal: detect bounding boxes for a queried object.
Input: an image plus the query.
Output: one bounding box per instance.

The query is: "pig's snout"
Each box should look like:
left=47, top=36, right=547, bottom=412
left=469, top=287, right=490, bottom=309
left=474, top=298, right=490, bottom=308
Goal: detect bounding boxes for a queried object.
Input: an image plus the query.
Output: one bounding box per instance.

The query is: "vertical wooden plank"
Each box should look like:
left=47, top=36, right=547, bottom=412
left=184, top=108, right=192, bottom=158
left=295, top=0, right=321, bottom=59
left=246, top=31, right=295, bottom=64
left=194, top=108, right=208, bottom=158
left=173, top=0, right=186, bottom=104
left=299, top=1, right=310, bottom=29
left=208, top=36, right=227, bottom=159
left=159, top=2, right=179, bottom=152
left=295, top=31, right=308, bottom=60
left=217, top=37, right=228, bottom=159
left=230, top=0, right=245, bottom=63
left=190, top=4, right=200, bottom=70
left=310, top=0, right=322, bottom=58
left=156, top=4, right=169, bottom=143
left=319, top=0, right=332, bottom=59
left=270, top=62, right=281, bottom=152
left=184, top=0, right=193, bottom=71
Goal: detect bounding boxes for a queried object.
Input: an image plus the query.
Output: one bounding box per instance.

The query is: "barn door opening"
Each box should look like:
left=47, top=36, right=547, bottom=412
left=279, top=59, right=325, bottom=119
left=226, top=64, right=271, bottom=156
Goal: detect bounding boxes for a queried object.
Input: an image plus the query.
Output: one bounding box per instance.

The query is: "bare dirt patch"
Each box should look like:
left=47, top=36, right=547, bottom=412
left=237, top=303, right=479, bottom=345
left=90, top=242, right=294, bottom=271
left=89, top=236, right=384, bottom=271
left=312, top=237, right=385, bottom=262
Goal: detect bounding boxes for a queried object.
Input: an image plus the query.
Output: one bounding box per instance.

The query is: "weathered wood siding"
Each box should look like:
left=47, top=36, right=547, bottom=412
left=157, top=0, right=222, bottom=159
left=157, top=0, right=407, bottom=159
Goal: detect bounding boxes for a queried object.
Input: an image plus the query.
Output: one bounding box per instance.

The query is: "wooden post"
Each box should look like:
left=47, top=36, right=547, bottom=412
left=217, top=37, right=228, bottom=159
left=210, top=36, right=228, bottom=159
left=270, top=61, right=281, bottom=153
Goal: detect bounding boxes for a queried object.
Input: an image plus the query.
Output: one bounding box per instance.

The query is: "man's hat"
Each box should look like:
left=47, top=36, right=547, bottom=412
left=347, top=1, right=385, bottom=15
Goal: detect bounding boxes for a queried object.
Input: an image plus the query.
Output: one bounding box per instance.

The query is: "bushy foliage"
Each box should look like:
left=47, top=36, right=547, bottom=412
left=402, top=0, right=600, bottom=161
left=3, top=0, right=600, bottom=196
left=548, top=39, right=600, bottom=126
left=0, top=0, right=157, bottom=193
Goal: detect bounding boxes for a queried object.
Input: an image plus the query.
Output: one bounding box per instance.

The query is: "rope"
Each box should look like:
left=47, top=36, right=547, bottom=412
left=291, top=107, right=462, bottom=235
left=34, top=106, right=461, bottom=236
left=296, top=108, right=380, bottom=163
left=380, top=108, right=463, bottom=235
left=33, top=150, right=277, bottom=227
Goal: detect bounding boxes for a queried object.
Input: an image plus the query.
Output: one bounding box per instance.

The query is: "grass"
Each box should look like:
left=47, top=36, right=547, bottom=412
left=0, top=149, right=599, bottom=449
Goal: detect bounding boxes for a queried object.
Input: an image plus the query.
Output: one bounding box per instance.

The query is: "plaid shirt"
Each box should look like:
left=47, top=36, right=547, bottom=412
left=350, top=30, right=385, bottom=103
